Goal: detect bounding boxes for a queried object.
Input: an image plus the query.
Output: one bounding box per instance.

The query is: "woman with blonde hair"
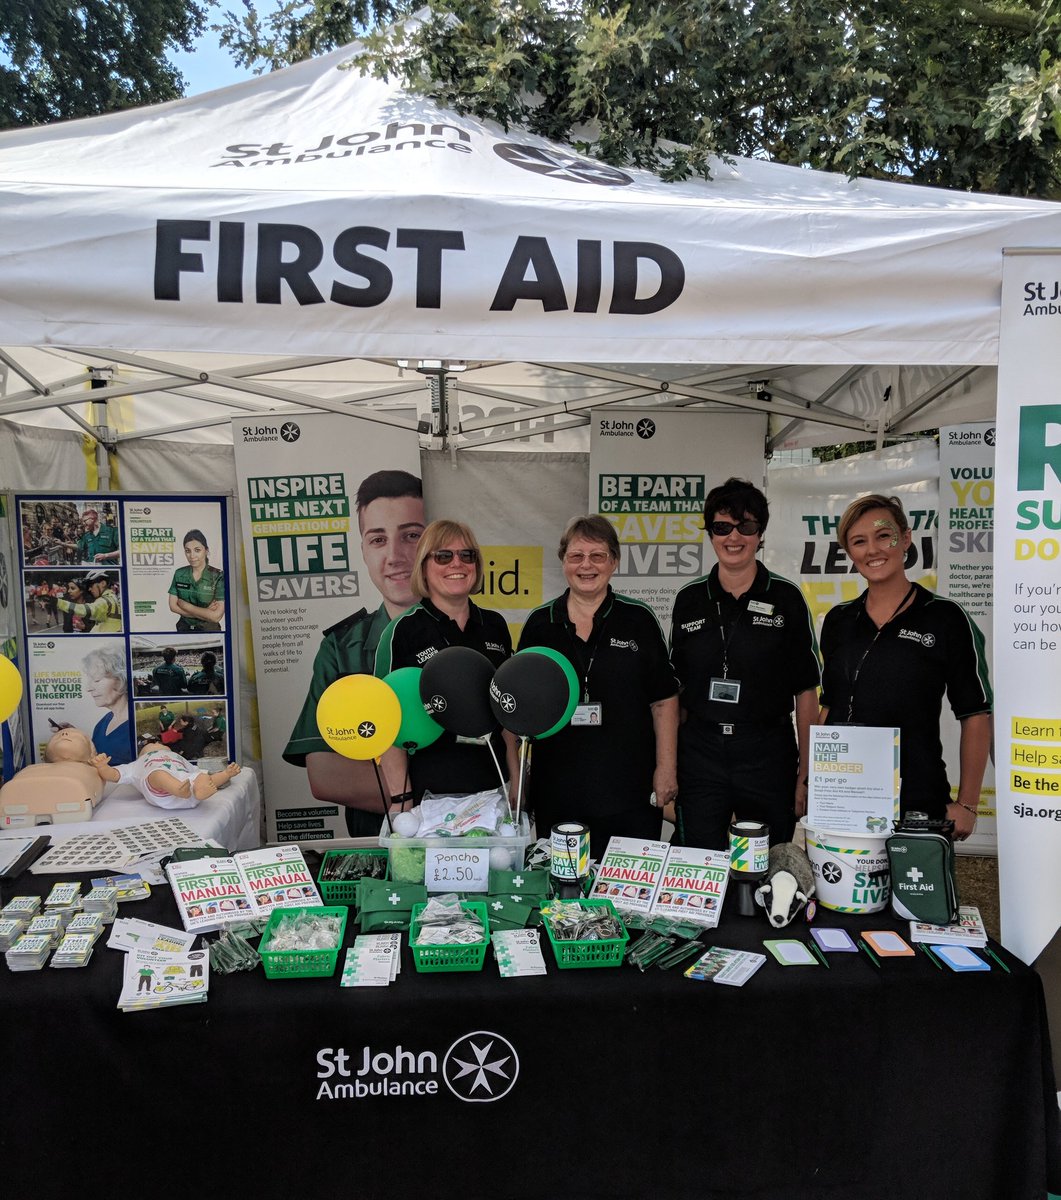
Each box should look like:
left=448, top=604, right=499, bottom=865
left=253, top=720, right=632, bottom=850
left=375, top=519, right=517, bottom=801
left=820, top=493, right=991, bottom=840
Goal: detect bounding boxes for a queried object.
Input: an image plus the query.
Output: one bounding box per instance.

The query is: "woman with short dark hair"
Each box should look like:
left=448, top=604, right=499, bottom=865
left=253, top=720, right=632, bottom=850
left=670, top=477, right=821, bottom=850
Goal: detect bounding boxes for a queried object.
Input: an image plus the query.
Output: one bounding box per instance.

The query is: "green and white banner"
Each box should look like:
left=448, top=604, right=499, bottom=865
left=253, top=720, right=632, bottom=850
left=938, top=423, right=996, bottom=852
left=994, top=251, right=1061, bottom=965
left=589, top=409, right=765, bottom=627
left=232, top=413, right=421, bottom=842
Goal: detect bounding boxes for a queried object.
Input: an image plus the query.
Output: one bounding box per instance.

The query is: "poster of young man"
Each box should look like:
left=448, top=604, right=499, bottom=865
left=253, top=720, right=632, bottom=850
left=233, top=413, right=422, bottom=842
left=123, top=501, right=227, bottom=634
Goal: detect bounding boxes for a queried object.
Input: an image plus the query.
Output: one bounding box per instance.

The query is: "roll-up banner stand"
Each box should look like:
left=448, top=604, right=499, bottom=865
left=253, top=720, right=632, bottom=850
left=994, top=250, right=1061, bottom=966
left=938, top=423, right=997, bottom=854
left=589, top=409, right=766, bottom=629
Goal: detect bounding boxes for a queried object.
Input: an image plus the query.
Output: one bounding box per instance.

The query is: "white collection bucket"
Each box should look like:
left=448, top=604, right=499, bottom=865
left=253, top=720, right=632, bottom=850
left=800, top=818, right=891, bottom=914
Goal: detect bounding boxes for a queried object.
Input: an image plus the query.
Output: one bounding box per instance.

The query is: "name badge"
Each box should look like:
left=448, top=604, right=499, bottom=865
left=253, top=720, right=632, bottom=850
left=709, top=677, right=741, bottom=703
left=571, top=703, right=604, bottom=726
left=747, top=600, right=774, bottom=616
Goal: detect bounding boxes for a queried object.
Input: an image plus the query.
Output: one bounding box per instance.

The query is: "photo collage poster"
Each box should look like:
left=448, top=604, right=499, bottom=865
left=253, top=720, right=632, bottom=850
left=16, top=495, right=234, bottom=770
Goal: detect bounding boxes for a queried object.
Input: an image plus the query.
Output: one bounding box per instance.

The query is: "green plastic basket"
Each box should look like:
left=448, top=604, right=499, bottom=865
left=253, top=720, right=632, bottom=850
left=410, top=901, right=488, bottom=973
left=259, top=905, right=348, bottom=979
left=317, top=849, right=389, bottom=905
left=543, top=898, right=629, bottom=969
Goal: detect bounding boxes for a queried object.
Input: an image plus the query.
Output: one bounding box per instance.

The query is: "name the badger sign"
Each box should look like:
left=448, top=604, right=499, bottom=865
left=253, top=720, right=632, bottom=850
left=154, top=221, right=685, bottom=315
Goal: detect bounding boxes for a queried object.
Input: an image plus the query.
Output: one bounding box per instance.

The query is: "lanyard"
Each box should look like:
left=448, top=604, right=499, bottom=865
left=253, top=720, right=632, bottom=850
left=845, top=583, right=917, bottom=722
left=562, top=595, right=612, bottom=702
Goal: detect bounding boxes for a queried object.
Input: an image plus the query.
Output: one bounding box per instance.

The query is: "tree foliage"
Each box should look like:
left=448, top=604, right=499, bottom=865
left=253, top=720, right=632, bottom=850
left=217, top=0, right=1061, bottom=196
left=0, top=0, right=207, bottom=130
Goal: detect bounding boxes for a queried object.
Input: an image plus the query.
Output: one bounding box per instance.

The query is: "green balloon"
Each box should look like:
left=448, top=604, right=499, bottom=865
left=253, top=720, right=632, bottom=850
left=517, top=646, right=579, bottom=739
left=383, top=667, right=445, bottom=753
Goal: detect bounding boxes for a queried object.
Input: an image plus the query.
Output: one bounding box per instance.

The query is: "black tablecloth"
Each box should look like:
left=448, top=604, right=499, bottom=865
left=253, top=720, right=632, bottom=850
left=1, top=867, right=1058, bottom=1200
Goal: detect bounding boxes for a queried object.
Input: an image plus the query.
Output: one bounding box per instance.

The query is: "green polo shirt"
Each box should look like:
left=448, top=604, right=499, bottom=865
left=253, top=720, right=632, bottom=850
left=76, top=523, right=121, bottom=564
left=282, top=605, right=392, bottom=766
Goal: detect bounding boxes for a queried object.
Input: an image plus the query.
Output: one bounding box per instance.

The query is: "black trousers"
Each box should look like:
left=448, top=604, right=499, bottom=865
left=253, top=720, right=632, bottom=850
left=676, top=720, right=798, bottom=851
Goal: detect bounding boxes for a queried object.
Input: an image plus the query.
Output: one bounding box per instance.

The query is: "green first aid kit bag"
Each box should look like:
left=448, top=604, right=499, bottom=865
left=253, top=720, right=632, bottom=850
left=356, top=880, right=427, bottom=932
left=886, top=822, right=959, bottom=925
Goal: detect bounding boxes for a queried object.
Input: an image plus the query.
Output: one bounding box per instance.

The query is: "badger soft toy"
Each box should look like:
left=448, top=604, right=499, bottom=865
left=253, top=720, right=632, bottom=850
left=754, top=842, right=816, bottom=928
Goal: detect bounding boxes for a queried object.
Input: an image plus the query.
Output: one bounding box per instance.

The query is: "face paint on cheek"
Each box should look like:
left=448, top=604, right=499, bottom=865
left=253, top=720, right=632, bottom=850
left=873, top=518, right=900, bottom=548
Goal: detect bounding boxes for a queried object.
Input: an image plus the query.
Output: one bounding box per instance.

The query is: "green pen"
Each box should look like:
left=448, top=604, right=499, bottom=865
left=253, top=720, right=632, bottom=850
left=919, top=944, right=942, bottom=970
left=985, top=947, right=1011, bottom=974
left=806, top=939, right=829, bottom=969
left=859, top=939, right=881, bottom=969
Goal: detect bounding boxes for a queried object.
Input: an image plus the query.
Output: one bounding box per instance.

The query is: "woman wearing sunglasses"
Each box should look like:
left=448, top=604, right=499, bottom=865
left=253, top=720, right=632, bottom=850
left=375, top=519, right=517, bottom=801
left=670, top=478, right=821, bottom=850
left=517, top=515, right=679, bottom=857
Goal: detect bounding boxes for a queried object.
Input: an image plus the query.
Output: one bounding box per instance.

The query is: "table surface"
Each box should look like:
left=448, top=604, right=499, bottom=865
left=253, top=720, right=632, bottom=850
left=1, top=864, right=1057, bottom=1200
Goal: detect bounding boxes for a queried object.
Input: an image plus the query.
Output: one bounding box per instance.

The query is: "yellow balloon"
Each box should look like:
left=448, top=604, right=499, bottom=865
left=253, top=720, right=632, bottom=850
left=315, top=674, right=402, bottom=760
left=0, top=655, right=24, bottom=724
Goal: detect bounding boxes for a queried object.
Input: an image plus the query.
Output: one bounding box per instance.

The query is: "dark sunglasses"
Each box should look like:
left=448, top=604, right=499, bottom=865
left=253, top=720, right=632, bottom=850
left=427, top=548, right=479, bottom=565
left=709, top=519, right=761, bottom=537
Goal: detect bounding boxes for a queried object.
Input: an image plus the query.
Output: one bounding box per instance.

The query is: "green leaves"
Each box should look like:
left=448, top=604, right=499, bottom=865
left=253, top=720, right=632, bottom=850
left=215, top=0, right=1061, bottom=196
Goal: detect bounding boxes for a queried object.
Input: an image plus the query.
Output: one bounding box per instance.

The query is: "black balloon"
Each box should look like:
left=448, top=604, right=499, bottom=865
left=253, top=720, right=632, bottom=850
left=418, top=646, right=498, bottom=738
left=489, top=650, right=576, bottom=738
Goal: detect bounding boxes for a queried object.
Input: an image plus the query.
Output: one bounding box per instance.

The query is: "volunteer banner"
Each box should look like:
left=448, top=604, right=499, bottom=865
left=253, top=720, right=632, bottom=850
left=994, top=251, right=1061, bottom=966
left=938, top=423, right=997, bottom=853
left=589, top=409, right=766, bottom=628
left=232, top=413, right=422, bottom=843
left=15, top=494, right=235, bottom=768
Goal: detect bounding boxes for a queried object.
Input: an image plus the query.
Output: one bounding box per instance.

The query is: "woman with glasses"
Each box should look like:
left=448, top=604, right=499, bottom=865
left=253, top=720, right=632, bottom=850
left=375, top=519, right=518, bottom=802
left=819, top=494, right=991, bottom=841
left=518, top=515, right=679, bottom=857
left=670, top=478, right=821, bottom=850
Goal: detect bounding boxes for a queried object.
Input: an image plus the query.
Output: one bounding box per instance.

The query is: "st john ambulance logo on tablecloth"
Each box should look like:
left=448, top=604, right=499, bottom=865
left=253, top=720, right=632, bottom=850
left=442, top=1031, right=519, bottom=1102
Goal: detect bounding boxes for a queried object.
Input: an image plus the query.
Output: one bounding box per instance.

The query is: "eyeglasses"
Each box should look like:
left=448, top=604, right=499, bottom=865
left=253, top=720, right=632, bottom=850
left=427, top=548, right=479, bottom=565
left=564, top=551, right=612, bottom=566
left=708, top=519, right=762, bottom=537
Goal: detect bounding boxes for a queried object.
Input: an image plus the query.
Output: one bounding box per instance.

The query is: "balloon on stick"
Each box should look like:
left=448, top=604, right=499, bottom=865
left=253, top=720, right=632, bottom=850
left=316, top=674, right=402, bottom=760
left=419, top=647, right=498, bottom=738
left=0, top=655, right=23, bottom=724
left=315, top=674, right=402, bottom=832
left=383, top=667, right=444, bottom=753
left=488, top=648, right=578, bottom=739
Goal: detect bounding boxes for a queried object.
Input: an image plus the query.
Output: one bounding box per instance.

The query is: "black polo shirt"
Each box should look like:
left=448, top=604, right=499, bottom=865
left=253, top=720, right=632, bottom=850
left=820, top=583, right=992, bottom=813
left=670, top=563, right=821, bottom=727
left=375, top=598, right=512, bottom=798
left=517, top=588, right=678, bottom=821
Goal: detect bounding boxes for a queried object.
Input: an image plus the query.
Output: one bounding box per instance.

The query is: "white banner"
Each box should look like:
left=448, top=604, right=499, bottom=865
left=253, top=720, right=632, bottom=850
left=5, top=43, right=1061, bottom=364
left=232, top=413, right=421, bottom=842
left=765, top=443, right=940, bottom=640
left=938, top=423, right=997, bottom=852
left=993, top=251, right=1061, bottom=965
left=589, top=410, right=766, bottom=627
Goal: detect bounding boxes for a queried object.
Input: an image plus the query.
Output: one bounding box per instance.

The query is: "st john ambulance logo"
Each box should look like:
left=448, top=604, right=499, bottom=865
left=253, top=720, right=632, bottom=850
left=280, top=421, right=301, bottom=443
left=636, top=417, right=656, bottom=440
left=442, top=1031, right=519, bottom=1102
left=357, top=721, right=376, bottom=739
left=493, top=143, right=633, bottom=187
left=821, top=862, right=843, bottom=885
left=498, top=693, right=516, bottom=714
